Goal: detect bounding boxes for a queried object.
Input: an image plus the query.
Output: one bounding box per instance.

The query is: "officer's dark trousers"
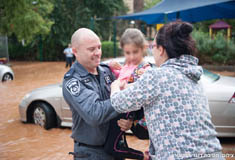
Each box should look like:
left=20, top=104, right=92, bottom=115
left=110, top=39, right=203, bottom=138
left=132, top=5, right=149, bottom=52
left=73, top=141, right=114, bottom=160
left=104, top=113, right=144, bottom=160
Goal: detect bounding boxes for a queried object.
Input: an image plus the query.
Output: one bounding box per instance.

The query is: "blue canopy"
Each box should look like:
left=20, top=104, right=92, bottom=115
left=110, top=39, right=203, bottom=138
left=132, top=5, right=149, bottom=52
left=117, top=0, right=235, bottom=24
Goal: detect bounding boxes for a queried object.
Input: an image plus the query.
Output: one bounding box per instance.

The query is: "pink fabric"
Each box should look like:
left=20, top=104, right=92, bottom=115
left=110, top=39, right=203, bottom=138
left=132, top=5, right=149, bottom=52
left=110, top=68, right=120, bottom=78
left=110, top=64, right=137, bottom=82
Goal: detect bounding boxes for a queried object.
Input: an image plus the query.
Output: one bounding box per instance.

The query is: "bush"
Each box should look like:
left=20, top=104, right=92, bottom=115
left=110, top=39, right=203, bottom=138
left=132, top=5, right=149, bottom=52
left=211, top=32, right=229, bottom=64
left=226, top=40, right=235, bottom=65
left=192, top=30, right=213, bottom=55
left=8, top=41, right=37, bottom=61
left=192, top=30, right=235, bottom=65
left=101, top=41, right=122, bottom=58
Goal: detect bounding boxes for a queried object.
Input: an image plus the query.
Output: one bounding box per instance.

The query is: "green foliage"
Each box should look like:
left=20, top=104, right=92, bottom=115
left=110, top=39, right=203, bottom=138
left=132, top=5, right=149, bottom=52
left=144, top=0, right=161, bottom=10
left=46, top=0, right=127, bottom=46
left=102, top=41, right=121, bottom=58
left=42, top=0, right=127, bottom=61
left=8, top=35, right=37, bottom=60
left=6, top=0, right=127, bottom=61
left=192, top=30, right=235, bottom=65
left=192, top=30, right=214, bottom=56
left=0, top=0, right=54, bottom=44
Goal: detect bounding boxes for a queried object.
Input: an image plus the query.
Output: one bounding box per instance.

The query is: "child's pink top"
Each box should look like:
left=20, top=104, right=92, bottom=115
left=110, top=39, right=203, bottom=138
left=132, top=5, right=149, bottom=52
left=110, top=64, right=137, bottom=82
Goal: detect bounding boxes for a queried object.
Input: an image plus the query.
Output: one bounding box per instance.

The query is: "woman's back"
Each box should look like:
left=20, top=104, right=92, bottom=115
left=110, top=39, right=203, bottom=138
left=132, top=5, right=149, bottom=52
left=143, top=55, right=222, bottom=159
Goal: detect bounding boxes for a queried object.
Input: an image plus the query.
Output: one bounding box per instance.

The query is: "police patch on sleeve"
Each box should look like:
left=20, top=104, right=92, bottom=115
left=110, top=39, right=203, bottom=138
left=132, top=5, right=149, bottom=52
left=66, top=78, right=80, bottom=96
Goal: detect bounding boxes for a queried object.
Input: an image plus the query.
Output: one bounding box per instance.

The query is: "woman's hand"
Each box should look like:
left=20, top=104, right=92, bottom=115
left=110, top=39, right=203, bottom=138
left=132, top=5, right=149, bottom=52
left=117, top=119, right=133, bottom=131
left=125, top=83, right=133, bottom=89
left=111, top=79, right=126, bottom=95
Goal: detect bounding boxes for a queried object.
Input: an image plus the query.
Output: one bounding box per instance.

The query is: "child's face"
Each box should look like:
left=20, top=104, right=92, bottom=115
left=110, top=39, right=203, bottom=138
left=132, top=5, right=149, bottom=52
left=123, top=44, right=144, bottom=65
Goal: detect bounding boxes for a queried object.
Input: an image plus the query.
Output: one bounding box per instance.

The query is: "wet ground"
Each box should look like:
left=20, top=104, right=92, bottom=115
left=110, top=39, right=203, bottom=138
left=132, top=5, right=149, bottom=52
left=0, top=61, right=235, bottom=160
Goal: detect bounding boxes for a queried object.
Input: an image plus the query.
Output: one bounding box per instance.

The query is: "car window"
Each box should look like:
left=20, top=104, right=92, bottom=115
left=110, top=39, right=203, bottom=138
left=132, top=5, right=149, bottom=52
left=201, top=69, right=220, bottom=83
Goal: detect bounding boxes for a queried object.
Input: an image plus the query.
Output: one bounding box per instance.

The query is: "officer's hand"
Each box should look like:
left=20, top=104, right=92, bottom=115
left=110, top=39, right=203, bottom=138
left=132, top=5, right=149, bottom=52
left=117, top=119, right=133, bottom=131
left=144, top=151, right=150, bottom=160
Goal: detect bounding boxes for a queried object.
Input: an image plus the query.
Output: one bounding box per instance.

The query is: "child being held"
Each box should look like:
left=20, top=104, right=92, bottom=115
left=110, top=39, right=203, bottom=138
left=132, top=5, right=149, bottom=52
left=104, top=28, right=151, bottom=160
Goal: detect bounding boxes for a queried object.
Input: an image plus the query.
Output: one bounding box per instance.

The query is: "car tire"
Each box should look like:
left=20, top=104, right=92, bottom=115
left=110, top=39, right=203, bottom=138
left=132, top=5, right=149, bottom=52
left=2, top=73, right=13, bottom=82
left=33, top=102, right=57, bottom=129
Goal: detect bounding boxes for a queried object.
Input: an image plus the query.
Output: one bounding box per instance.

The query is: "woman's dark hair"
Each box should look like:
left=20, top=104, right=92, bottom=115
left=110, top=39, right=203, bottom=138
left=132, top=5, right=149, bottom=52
left=156, top=20, right=197, bottom=58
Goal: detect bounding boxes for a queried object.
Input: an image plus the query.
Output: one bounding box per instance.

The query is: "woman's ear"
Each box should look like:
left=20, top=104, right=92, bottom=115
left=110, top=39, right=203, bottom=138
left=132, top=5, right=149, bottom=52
left=159, top=45, right=165, bottom=56
left=159, top=46, right=169, bottom=60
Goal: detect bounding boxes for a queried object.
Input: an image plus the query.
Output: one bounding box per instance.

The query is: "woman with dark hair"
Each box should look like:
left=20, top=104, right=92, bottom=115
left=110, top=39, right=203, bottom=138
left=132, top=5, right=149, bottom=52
left=110, top=21, right=224, bottom=160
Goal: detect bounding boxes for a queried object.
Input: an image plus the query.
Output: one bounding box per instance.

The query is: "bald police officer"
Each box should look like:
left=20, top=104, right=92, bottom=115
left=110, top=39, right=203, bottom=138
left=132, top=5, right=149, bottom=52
left=62, top=28, right=119, bottom=160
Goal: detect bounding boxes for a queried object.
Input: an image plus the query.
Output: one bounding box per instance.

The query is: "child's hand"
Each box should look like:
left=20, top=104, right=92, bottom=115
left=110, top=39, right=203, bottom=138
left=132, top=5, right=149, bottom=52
left=109, top=61, right=122, bottom=70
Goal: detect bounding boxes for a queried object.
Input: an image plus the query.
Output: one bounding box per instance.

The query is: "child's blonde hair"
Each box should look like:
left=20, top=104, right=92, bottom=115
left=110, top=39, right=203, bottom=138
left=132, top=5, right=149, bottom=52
left=120, top=28, right=148, bottom=56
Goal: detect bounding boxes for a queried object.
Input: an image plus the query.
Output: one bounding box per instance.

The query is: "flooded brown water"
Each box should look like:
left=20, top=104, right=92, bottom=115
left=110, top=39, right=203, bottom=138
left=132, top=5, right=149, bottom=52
left=0, top=61, right=234, bottom=160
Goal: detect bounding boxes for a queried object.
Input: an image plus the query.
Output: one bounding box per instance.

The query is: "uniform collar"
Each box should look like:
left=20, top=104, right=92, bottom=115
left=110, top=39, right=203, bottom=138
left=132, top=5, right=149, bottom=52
left=73, top=61, right=105, bottom=77
left=73, top=61, right=90, bottom=77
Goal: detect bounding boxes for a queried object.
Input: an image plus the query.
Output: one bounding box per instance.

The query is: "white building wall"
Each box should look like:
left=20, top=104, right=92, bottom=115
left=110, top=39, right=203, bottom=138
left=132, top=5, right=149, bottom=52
left=124, top=0, right=134, bottom=13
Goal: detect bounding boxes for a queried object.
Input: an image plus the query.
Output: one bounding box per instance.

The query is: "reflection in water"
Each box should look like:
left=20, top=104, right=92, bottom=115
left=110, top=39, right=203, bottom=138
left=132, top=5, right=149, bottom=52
left=0, top=61, right=234, bottom=160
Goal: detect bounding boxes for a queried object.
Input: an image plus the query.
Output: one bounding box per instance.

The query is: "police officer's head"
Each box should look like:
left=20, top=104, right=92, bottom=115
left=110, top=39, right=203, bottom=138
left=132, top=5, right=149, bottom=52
left=71, top=28, right=102, bottom=73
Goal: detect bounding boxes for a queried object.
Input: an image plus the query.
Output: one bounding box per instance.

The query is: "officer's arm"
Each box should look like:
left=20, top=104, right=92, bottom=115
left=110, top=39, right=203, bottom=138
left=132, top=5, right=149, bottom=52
left=63, top=78, right=119, bottom=126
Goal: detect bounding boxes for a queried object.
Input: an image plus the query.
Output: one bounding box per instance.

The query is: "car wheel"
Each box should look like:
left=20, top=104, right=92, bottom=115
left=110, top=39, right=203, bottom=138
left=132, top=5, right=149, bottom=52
left=33, top=102, right=56, bottom=129
left=2, top=73, right=13, bottom=82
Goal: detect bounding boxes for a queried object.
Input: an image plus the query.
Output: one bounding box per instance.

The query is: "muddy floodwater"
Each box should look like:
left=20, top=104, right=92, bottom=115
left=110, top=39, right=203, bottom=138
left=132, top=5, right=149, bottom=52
left=0, top=61, right=235, bottom=160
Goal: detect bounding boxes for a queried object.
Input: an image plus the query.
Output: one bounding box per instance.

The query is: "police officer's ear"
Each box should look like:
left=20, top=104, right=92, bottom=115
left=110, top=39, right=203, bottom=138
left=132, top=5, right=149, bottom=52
left=72, top=47, right=78, bottom=57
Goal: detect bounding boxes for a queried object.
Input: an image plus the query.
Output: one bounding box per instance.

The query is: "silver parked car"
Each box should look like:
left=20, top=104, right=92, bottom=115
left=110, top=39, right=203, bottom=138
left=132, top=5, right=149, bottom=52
left=0, top=64, right=14, bottom=82
left=19, top=57, right=235, bottom=137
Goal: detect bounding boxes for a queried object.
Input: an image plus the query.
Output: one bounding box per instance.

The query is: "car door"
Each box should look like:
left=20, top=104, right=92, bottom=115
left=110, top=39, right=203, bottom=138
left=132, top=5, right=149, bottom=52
left=60, top=93, right=72, bottom=127
left=206, top=85, right=235, bottom=137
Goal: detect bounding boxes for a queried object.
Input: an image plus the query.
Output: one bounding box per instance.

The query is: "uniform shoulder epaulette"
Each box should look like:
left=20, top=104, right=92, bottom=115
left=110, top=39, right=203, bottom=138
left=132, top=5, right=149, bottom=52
left=100, top=63, right=112, bottom=72
left=100, top=62, right=115, bottom=81
left=64, top=68, right=75, bottom=79
left=100, top=62, right=110, bottom=69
